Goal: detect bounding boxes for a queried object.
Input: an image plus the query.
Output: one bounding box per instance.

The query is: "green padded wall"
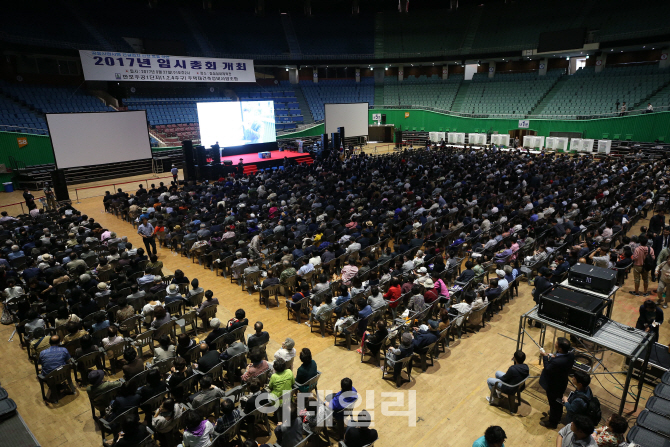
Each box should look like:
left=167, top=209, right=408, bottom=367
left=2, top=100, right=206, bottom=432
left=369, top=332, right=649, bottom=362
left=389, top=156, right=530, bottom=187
left=277, top=124, right=325, bottom=139
left=368, top=109, right=670, bottom=143
left=0, top=131, right=55, bottom=190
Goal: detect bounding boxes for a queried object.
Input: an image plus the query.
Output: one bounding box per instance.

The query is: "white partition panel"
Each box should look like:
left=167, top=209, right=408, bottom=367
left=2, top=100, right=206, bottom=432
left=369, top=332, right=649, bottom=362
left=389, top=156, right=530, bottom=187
left=597, top=140, right=612, bottom=154
left=468, top=133, right=487, bottom=145
left=429, top=132, right=446, bottom=143
left=582, top=139, right=595, bottom=153
left=491, top=134, right=510, bottom=147
left=448, top=132, right=465, bottom=144
left=570, top=138, right=582, bottom=152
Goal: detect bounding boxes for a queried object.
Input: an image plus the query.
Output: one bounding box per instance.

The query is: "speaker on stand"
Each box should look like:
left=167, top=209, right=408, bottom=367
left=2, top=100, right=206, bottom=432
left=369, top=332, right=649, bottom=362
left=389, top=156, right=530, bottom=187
left=337, top=126, right=345, bottom=147
left=50, top=169, right=70, bottom=203
left=181, top=140, right=196, bottom=182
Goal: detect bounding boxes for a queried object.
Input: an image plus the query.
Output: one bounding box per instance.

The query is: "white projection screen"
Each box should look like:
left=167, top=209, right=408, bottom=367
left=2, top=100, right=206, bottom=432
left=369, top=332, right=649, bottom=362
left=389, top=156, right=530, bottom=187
left=325, top=103, right=369, bottom=137
left=197, top=101, right=276, bottom=148
left=46, top=111, right=152, bottom=169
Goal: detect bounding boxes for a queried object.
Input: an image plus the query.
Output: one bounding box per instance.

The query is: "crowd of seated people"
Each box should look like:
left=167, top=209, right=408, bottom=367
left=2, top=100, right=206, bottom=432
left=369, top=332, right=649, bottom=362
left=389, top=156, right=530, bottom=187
left=3, top=142, right=664, bottom=445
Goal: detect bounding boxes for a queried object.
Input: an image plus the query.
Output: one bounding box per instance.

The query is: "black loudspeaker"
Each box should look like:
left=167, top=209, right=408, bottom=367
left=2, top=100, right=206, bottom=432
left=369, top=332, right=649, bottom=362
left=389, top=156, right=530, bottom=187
left=50, top=169, right=70, bottom=202
left=331, top=132, right=341, bottom=151
left=195, top=145, right=207, bottom=168
left=337, top=126, right=345, bottom=143
left=182, top=140, right=196, bottom=182
left=321, top=133, right=328, bottom=151
left=395, top=130, right=403, bottom=148
left=568, top=263, right=618, bottom=295
left=538, top=287, right=608, bottom=336
left=381, top=114, right=386, bottom=124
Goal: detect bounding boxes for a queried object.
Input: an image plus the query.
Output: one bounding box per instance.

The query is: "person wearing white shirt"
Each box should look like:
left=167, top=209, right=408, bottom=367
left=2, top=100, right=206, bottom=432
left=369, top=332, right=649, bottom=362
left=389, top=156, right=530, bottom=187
left=647, top=103, right=653, bottom=113
left=297, top=259, right=314, bottom=277
left=556, top=415, right=597, bottom=447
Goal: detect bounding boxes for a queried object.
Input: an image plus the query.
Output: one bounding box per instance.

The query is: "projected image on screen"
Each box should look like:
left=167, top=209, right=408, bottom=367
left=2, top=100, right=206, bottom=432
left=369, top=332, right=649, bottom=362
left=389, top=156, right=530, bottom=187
left=197, top=101, right=276, bottom=148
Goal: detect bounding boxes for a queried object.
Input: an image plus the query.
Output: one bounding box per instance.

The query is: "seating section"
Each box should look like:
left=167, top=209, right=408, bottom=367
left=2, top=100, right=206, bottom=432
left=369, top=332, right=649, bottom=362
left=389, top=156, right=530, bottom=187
left=292, top=14, right=374, bottom=56
left=0, top=95, right=48, bottom=135
left=2, top=1, right=97, bottom=49
left=196, top=11, right=290, bottom=57
left=233, top=85, right=303, bottom=131
left=77, top=0, right=202, bottom=56
left=2, top=1, right=670, bottom=57
left=456, top=71, right=562, bottom=117
left=0, top=82, right=113, bottom=115
left=301, top=78, right=374, bottom=121
left=383, top=75, right=462, bottom=109
left=539, top=65, right=670, bottom=117
left=380, top=9, right=470, bottom=56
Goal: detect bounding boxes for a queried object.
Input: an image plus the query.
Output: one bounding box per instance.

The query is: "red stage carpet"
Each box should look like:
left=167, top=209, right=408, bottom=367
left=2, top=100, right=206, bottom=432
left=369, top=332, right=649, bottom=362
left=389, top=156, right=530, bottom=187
left=209, top=150, right=313, bottom=174
left=219, top=150, right=306, bottom=165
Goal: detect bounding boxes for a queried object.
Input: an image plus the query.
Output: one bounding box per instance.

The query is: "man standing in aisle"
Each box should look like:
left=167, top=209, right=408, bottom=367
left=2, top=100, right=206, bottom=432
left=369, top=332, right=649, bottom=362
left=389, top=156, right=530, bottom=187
left=539, top=337, right=575, bottom=429
left=171, top=164, right=178, bottom=184
left=138, top=217, right=157, bottom=256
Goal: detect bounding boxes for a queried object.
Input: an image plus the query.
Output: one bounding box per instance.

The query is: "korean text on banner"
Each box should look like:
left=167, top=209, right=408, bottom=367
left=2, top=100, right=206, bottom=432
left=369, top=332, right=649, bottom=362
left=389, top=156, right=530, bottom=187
left=79, top=50, right=256, bottom=83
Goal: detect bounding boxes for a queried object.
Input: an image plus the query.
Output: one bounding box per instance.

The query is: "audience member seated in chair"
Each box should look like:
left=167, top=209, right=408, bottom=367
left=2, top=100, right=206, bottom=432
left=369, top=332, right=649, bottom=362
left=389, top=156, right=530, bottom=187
left=39, top=335, right=71, bottom=375
left=344, top=410, right=378, bottom=447
left=152, top=335, right=177, bottom=365
left=112, top=413, right=151, bottom=447
left=295, top=348, right=317, bottom=393
left=328, top=377, right=358, bottom=432
left=190, top=374, right=225, bottom=409
left=204, top=318, right=227, bottom=346
left=167, top=357, right=193, bottom=400
left=268, top=358, right=294, bottom=416
left=107, top=381, right=141, bottom=422
left=242, top=347, right=271, bottom=382
left=486, top=350, right=529, bottom=407
left=176, top=333, right=197, bottom=358
left=556, top=415, right=596, bottom=447
left=226, top=308, right=248, bottom=333
left=273, top=337, right=297, bottom=370
left=86, top=369, right=122, bottom=414
left=247, top=321, right=270, bottom=349
left=182, top=412, right=215, bottom=447
left=194, top=341, right=220, bottom=373
left=138, top=369, right=168, bottom=402
left=122, top=346, right=145, bottom=380
left=274, top=402, right=305, bottom=447
left=387, top=333, right=414, bottom=387
left=214, top=398, right=242, bottom=435
left=152, top=398, right=184, bottom=445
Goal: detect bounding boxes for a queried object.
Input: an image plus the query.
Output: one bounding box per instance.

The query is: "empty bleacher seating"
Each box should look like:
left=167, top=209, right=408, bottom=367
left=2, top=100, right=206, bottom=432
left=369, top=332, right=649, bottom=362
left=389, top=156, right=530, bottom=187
left=383, top=75, right=462, bottom=109
left=300, top=78, right=374, bottom=122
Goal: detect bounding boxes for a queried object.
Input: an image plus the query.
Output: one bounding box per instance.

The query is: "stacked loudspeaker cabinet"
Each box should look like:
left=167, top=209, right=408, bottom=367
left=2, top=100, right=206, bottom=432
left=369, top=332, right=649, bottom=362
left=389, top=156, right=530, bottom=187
left=331, top=132, right=341, bottom=151
left=50, top=169, right=70, bottom=202
left=182, top=140, right=196, bottom=181
left=490, top=134, right=510, bottom=147
left=320, top=133, right=328, bottom=152
left=448, top=132, right=465, bottom=144
left=337, top=127, right=345, bottom=145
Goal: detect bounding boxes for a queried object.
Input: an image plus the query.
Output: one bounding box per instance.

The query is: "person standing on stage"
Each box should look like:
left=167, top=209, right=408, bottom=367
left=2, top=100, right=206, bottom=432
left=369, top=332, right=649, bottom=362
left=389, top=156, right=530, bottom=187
left=238, top=158, right=244, bottom=176
left=539, top=337, right=575, bottom=429
left=138, top=217, right=157, bottom=256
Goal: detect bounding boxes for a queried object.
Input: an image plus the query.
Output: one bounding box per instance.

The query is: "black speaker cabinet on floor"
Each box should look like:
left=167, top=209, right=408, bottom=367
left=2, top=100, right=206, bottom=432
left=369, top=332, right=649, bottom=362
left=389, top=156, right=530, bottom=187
left=181, top=140, right=196, bottom=182
left=195, top=145, right=207, bottom=168
left=381, top=114, right=386, bottom=124
left=337, top=126, right=345, bottom=144
left=321, top=133, right=329, bottom=152
left=331, top=132, right=341, bottom=151
left=395, top=130, right=403, bottom=148
left=50, top=169, right=70, bottom=202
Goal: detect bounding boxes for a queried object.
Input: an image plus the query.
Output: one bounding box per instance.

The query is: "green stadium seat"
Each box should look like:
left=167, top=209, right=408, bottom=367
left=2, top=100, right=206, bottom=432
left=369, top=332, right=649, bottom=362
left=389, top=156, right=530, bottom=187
left=601, top=133, right=609, bottom=139
left=613, top=134, right=621, bottom=140
left=625, top=134, right=633, bottom=141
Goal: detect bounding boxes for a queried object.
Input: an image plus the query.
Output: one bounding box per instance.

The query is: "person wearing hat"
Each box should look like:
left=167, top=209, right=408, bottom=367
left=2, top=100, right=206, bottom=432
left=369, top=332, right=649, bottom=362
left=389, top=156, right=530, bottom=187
left=411, top=323, right=438, bottom=354
left=273, top=337, right=297, bottom=371
left=171, top=164, right=179, bottom=183
left=387, top=333, right=414, bottom=387
left=203, top=318, right=226, bottom=346
left=164, top=284, right=183, bottom=305
left=95, top=282, right=111, bottom=300
left=86, top=369, right=123, bottom=412
left=495, top=270, right=509, bottom=291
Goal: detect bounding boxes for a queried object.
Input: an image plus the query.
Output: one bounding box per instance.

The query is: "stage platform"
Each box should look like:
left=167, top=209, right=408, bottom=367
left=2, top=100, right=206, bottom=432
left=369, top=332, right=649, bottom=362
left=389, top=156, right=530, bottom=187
left=208, top=150, right=313, bottom=174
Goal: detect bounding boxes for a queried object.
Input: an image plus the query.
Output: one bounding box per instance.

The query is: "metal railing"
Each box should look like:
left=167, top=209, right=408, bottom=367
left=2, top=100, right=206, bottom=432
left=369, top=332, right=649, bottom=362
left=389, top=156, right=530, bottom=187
left=369, top=105, right=670, bottom=121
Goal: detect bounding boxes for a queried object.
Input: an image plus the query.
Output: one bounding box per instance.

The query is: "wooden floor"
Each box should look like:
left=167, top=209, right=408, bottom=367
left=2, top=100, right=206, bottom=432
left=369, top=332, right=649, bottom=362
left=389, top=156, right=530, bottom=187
left=0, top=179, right=667, bottom=447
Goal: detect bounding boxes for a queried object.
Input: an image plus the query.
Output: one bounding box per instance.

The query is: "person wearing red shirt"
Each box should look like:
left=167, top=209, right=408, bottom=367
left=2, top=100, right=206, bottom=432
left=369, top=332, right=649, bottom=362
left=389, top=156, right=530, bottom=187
left=384, top=278, right=402, bottom=318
